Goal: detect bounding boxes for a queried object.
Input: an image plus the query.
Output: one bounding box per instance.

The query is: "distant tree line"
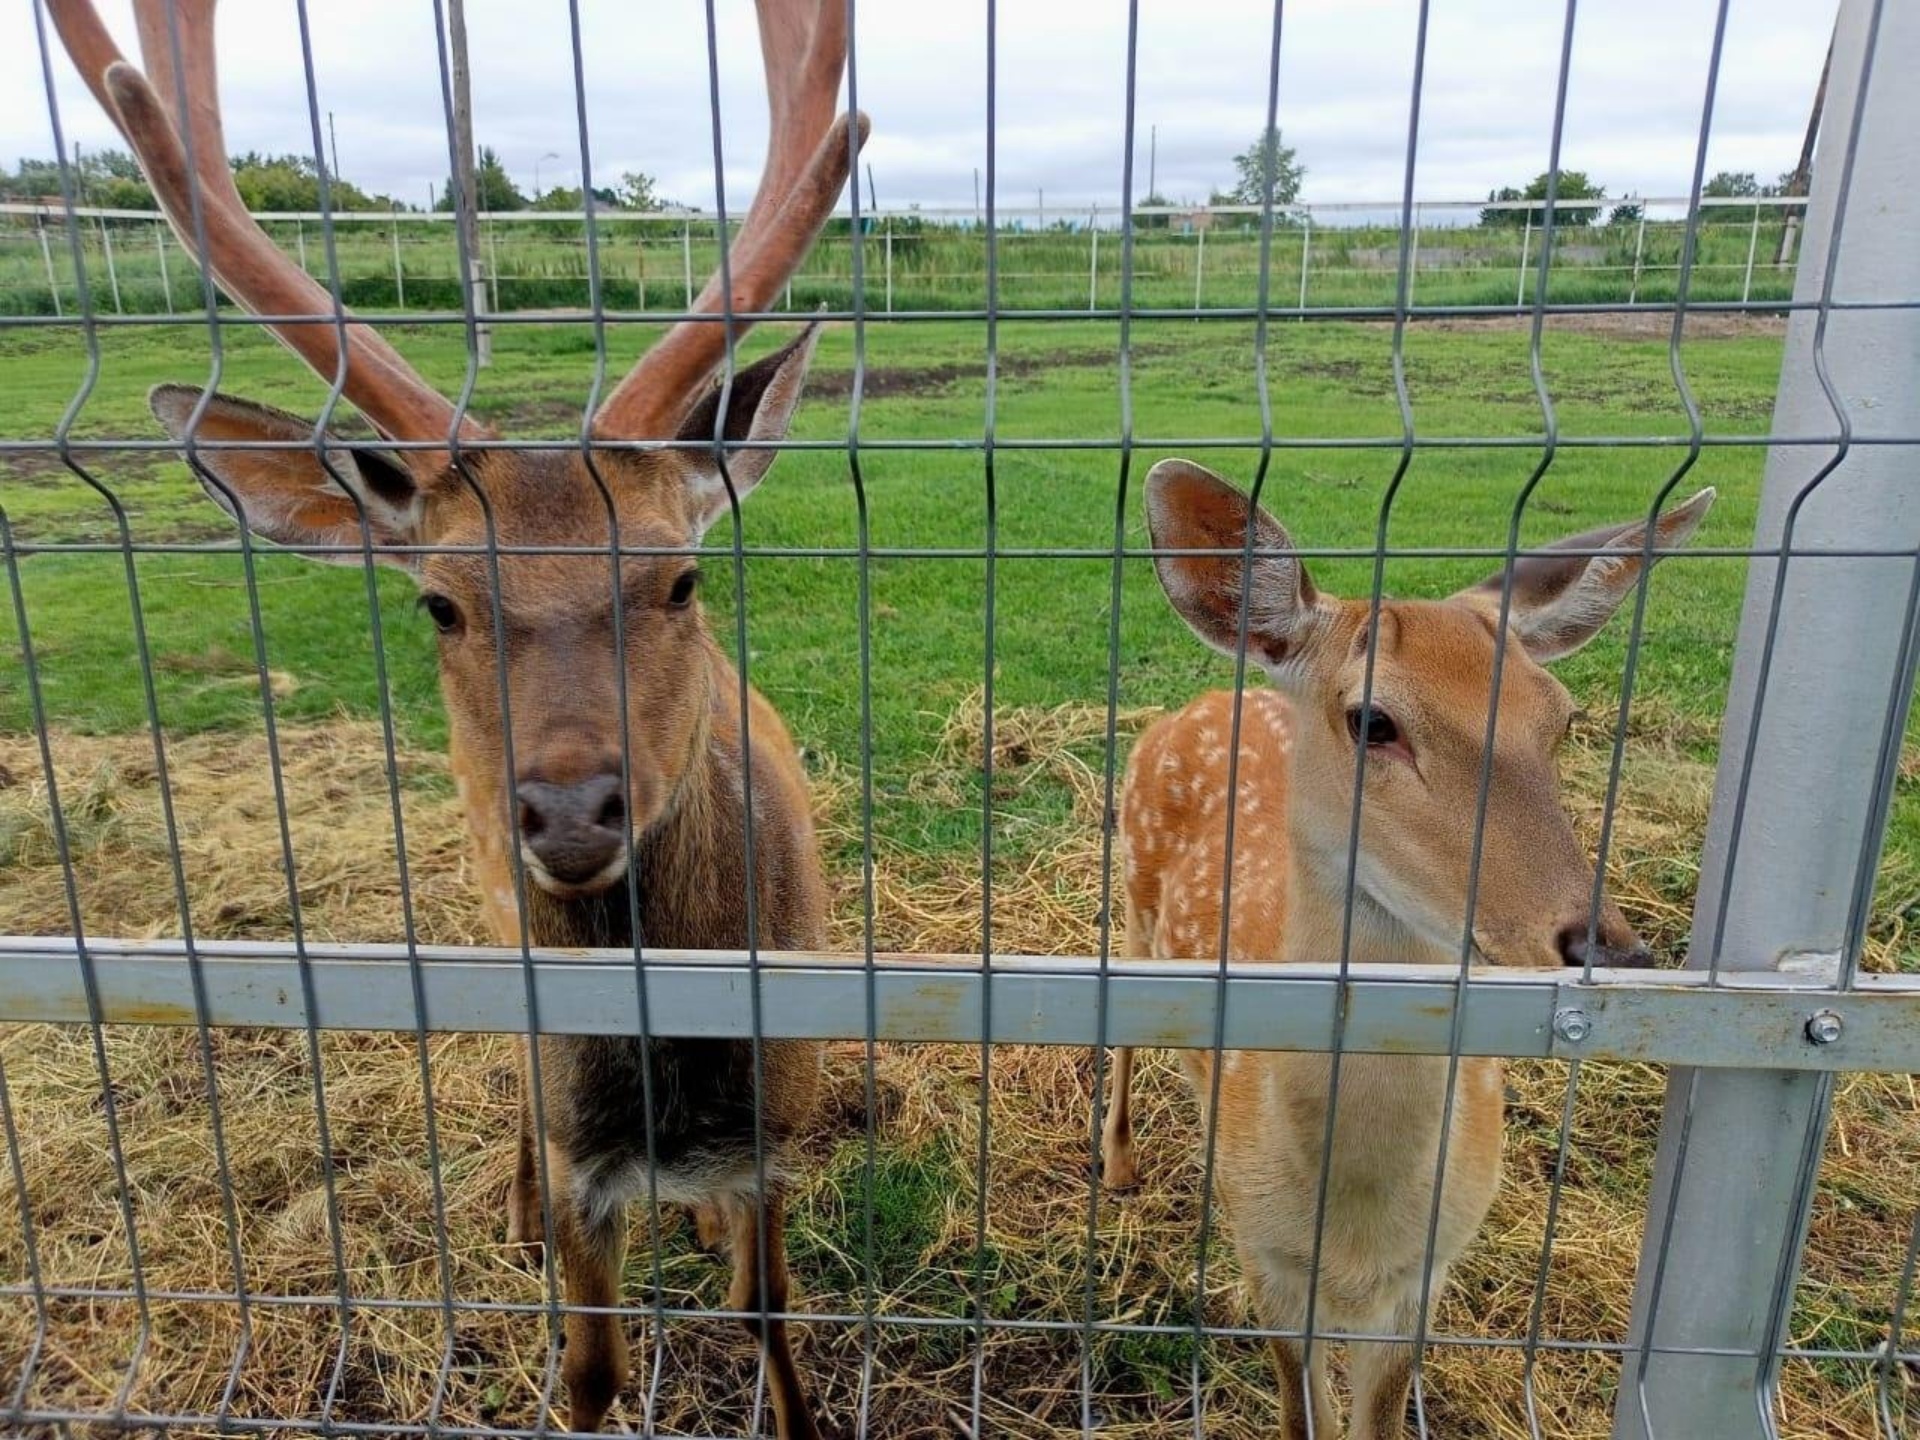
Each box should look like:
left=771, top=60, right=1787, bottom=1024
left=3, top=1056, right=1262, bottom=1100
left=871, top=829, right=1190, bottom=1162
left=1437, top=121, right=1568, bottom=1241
left=1, top=145, right=670, bottom=215
left=0, top=147, right=401, bottom=211
left=1481, top=168, right=1805, bottom=229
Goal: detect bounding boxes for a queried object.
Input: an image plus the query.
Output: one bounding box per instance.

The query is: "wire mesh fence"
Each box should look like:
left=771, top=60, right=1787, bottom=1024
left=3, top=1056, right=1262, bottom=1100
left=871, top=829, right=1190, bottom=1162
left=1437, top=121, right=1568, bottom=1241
left=1, top=1, right=1917, bottom=1439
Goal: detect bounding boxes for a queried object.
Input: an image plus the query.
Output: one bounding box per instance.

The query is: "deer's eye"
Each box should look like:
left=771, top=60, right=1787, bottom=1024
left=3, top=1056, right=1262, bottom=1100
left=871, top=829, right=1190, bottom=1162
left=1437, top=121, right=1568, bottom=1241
left=1345, top=704, right=1401, bottom=750
left=419, top=593, right=461, bottom=633
left=667, top=569, right=700, bottom=610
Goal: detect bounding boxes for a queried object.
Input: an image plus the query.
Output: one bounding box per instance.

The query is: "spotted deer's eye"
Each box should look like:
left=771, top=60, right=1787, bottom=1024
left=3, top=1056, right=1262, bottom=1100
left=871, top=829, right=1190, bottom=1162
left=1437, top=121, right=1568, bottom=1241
left=419, top=593, right=461, bottom=633
left=1345, top=704, right=1400, bottom=749
left=667, top=569, right=700, bottom=610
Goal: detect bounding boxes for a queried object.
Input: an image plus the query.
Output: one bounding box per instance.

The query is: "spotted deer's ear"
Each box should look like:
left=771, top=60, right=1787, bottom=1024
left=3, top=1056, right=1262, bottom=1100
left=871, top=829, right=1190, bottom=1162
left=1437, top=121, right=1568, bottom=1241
left=674, top=322, right=821, bottom=539
left=1457, top=488, right=1717, bottom=663
left=151, top=385, right=424, bottom=572
left=1144, top=459, right=1331, bottom=680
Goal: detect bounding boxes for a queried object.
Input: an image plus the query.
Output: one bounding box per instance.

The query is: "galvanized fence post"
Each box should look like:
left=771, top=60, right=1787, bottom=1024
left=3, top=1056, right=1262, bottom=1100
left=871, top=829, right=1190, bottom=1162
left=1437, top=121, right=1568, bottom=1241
left=96, top=214, right=120, bottom=314
left=1629, top=205, right=1646, bottom=305
left=1516, top=215, right=1531, bottom=307
left=1297, top=211, right=1310, bottom=317
left=1611, top=1, right=1920, bottom=1435
left=1741, top=201, right=1761, bottom=304
left=1406, top=201, right=1419, bottom=308
left=153, top=221, right=172, bottom=315
left=1193, top=221, right=1205, bottom=313
left=389, top=205, right=404, bottom=307
left=36, top=218, right=60, bottom=317
left=487, top=214, right=501, bottom=311
left=1088, top=205, right=1099, bottom=311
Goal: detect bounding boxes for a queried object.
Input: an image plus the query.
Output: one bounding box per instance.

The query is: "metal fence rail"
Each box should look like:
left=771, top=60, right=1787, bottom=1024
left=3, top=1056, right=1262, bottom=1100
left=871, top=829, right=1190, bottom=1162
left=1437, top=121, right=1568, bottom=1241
left=3, top=0, right=1918, bottom=1438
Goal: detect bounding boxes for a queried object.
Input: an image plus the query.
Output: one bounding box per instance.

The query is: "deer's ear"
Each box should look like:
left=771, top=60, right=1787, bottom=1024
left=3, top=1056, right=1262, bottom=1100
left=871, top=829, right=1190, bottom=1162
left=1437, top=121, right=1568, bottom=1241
left=675, top=322, right=822, bottom=539
left=150, top=385, right=424, bottom=571
left=1458, top=487, right=1717, bottom=663
left=1145, top=459, right=1329, bottom=679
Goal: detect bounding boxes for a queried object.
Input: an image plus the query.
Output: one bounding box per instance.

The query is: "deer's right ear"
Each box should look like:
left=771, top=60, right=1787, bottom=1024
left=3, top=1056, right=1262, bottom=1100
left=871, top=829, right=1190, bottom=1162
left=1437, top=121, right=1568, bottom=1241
left=1145, top=459, right=1326, bottom=677
left=151, top=385, right=425, bottom=572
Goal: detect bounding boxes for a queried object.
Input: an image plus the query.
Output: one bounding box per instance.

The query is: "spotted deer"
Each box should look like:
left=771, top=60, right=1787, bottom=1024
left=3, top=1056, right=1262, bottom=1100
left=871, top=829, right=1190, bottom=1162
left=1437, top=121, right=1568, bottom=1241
left=1099, top=460, right=1713, bottom=1438
left=49, top=0, right=866, bottom=1432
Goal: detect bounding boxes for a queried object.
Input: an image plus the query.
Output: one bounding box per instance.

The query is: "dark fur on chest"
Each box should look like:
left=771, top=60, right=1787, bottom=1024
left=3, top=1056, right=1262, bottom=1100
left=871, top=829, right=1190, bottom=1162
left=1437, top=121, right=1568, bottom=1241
left=525, top=774, right=821, bottom=1183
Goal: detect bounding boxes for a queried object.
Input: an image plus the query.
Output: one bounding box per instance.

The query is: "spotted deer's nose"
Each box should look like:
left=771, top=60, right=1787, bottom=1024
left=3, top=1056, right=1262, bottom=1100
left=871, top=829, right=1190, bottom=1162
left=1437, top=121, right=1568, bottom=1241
left=517, top=774, right=628, bottom=886
left=1556, top=920, right=1654, bottom=969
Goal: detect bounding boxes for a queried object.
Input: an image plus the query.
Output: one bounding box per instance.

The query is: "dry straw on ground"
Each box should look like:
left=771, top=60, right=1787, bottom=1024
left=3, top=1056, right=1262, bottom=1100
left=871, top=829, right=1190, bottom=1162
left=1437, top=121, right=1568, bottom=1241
left=0, top=697, right=1914, bottom=1439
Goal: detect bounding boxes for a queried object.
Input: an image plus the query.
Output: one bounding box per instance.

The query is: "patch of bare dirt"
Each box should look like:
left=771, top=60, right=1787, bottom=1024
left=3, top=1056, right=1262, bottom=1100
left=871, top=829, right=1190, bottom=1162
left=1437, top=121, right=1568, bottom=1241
left=1414, top=311, right=1787, bottom=340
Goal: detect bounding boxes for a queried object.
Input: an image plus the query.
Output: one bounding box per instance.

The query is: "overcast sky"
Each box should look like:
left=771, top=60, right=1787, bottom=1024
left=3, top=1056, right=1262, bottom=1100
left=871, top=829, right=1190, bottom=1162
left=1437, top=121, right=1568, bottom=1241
left=5, top=1, right=1837, bottom=216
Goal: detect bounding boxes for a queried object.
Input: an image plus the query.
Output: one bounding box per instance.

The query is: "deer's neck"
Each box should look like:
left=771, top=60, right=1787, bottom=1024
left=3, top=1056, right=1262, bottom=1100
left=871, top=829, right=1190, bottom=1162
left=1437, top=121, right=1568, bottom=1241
left=1247, top=798, right=1468, bottom=1144
left=1278, top=781, right=1455, bottom=972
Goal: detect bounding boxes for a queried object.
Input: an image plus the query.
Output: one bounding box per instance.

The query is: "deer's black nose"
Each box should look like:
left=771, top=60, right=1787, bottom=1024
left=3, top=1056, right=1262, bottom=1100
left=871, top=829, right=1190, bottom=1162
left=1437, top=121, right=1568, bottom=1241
left=518, top=775, right=628, bottom=885
left=1557, top=923, right=1655, bottom=969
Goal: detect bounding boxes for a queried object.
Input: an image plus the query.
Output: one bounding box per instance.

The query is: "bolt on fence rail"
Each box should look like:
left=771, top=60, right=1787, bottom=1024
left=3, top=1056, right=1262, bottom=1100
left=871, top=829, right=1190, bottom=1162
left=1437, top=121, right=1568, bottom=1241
left=1, top=0, right=1918, bottom=1439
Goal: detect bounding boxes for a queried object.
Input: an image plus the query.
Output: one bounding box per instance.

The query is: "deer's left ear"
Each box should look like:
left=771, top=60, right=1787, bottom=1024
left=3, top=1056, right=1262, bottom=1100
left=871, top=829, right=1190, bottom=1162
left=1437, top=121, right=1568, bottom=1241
left=676, top=321, right=822, bottom=538
left=1457, top=487, right=1717, bottom=663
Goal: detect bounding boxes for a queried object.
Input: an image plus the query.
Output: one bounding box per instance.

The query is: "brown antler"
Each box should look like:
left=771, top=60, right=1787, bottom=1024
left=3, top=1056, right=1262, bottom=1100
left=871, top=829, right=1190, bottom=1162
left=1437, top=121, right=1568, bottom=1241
left=591, top=0, right=869, bottom=440
left=47, top=0, right=481, bottom=468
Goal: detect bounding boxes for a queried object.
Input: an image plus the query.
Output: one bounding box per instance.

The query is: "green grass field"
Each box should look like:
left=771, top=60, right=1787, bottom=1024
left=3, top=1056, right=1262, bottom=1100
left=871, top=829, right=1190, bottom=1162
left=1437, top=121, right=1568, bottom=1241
left=2, top=310, right=1916, bottom=1438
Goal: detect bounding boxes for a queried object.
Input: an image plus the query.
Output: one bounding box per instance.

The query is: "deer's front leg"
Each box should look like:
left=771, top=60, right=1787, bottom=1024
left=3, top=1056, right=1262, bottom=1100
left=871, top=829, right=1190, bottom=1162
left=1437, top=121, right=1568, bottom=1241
left=727, top=1191, right=822, bottom=1440
left=506, top=1043, right=546, bottom=1263
left=554, top=1154, right=630, bottom=1433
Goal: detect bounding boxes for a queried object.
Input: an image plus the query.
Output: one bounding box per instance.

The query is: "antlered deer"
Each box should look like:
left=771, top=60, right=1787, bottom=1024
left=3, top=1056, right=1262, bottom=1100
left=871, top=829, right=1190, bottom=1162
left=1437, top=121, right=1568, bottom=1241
left=1100, top=460, right=1713, bottom=1439
left=48, top=1, right=865, bottom=1432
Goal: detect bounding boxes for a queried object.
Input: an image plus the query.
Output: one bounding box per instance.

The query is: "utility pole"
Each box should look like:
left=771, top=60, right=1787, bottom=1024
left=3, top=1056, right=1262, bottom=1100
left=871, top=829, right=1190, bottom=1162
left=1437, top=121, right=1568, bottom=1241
left=1148, top=124, right=1157, bottom=201
left=973, top=167, right=981, bottom=226
left=446, top=0, right=490, bottom=363
left=1775, top=21, right=1834, bottom=266
left=327, top=110, right=340, bottom=188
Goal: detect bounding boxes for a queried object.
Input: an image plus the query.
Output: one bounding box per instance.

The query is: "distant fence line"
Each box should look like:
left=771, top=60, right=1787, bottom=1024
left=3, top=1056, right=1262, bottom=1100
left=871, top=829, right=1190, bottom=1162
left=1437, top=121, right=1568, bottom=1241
left=0, top=194, right=1809, bottom=319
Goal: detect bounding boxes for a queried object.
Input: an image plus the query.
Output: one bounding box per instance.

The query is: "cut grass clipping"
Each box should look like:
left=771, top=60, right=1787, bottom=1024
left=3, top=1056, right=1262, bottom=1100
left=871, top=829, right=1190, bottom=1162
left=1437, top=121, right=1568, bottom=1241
left=1, top=698, right=1914, bottom=1440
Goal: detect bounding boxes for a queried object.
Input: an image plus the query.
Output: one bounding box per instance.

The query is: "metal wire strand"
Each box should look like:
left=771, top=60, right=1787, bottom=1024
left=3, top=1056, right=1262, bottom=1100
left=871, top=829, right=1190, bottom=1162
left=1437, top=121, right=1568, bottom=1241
left=697, top=4, right=782, bottom=1432
left=281, top=2, right=464, bottom=1418
left=1294, top=3, right=1430, bottom=1433
left=1876, top=1206, right=1920, bottom=1440
left=1405, top=4, right=1582, bottom=1430
left=559, top=5, right=676, bottom=1429
left=837, top=4, right=884, bottom=1435
left=149, top=0, right=361, bottom=1417
left=418, top=1, right=571, bottom=1423
left=969, top=2, right=1001, bottom=1427
left=1188, top=3, right=1288, bottom=1432
left=1077, top=2, right=1142, bottom=1435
